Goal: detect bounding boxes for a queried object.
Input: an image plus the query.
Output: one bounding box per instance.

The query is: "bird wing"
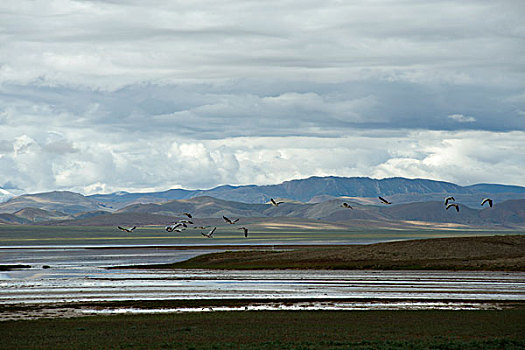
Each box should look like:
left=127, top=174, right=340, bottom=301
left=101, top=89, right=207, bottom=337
left=378, top=196, right=390, bottom=204
left=444, top=197, right=455, bottom=205
left=209, top=227, right=217, bottom=235
left=233, top=218, right=239, bottom=223
left=184, top=213, right=192, bottom=218
left=117, top=226, right=125, bottom=231
left=481, top=198, right=493, bottom=207
left=130, top=226, right=136, bottom=231
left=222, top=216, right=232, bottom=224
left=270, top=198, right=276, bottom=205
left=446, top=203, right=459, bottom=212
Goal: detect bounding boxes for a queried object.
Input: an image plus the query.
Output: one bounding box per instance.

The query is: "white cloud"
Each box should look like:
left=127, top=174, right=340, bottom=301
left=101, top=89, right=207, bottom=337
left=448, top=114, right=476, bottom=123
left=0, top=1, right=524, bottom=194
left=0, top=128, right=524, bottom=194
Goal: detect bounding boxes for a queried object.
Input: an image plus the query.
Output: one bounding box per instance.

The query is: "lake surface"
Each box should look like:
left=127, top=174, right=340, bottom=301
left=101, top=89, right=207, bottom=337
left=1, top=247, right=524, bottom=307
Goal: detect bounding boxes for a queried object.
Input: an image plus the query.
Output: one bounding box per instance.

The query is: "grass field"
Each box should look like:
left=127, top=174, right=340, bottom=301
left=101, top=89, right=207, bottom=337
left=0, top=309, right=523, bottom=349
left=121, top=235, right=525, bottom=271
left=0, top=224, right=522, bottom=246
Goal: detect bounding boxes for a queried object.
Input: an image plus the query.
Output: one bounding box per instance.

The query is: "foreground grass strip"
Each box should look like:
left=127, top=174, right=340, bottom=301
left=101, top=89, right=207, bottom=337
left=1, top=310, right=523, bottom=349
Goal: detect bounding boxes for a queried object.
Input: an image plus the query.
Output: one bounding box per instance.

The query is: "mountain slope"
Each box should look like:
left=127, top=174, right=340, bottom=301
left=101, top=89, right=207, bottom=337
left=114, top=196, right=525, bottom=227
left=88, top=176, right=525, bottom=208
left=0, top=191, right=108, bottom=214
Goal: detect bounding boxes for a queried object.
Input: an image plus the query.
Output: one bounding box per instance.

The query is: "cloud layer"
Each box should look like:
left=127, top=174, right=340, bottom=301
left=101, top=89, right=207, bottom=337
left=1, top=1, right=524, bottom=193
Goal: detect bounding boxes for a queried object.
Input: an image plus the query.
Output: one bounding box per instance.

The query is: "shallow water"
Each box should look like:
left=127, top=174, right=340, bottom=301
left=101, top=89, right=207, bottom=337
left=1, top=247, right=524, bottom=306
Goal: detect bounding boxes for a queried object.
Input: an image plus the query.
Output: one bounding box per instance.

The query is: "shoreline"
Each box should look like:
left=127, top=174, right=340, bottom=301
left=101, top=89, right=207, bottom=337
left=110, top=235, right=525, bottom=271
left=2, top=298, right=524, bottom=321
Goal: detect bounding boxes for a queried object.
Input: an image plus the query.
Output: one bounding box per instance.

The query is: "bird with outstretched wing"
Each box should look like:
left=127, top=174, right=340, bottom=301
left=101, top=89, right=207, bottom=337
left=378, top=196, right=392, bottom=205
left=238, top=227, right=249, bottom=237
left=201, top=227, right=216, bottom=238
left=223, top=216, right=239, bottom=224
left=446, top=203, right=459, bottom=212
left=118, top=226, right=136, bottom=233
left=270, top=198, right=284, bottom=207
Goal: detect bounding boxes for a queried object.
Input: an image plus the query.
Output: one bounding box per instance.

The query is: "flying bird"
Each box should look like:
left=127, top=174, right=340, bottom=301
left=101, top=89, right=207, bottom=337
left=446, top=203, right=459, bottom=212
left=201, top=227, right=216, bottom=238
left=238, top=227, right=249, bottom=237
left=194, top=226, right=208, bottom=230
left=444, top=196, right=455, bottom=206
left=183, top=212, right=192, bottom=218
left=165, top=222, right=184, bottom=232
left=117, top=226, right=136, bottom=233
left=223, top=216, right=239, bottom=224
left=378, top=196, right=392, bottom=205
left=270, top=198, right=284, bottom=207
left=481, top=198, right=493, bottom=207
left=341, top=203, right=353, bottom=209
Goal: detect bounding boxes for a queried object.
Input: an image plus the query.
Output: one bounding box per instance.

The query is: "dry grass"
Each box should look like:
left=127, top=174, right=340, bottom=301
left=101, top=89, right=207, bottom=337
left=145, top=235, right=525, bottom=270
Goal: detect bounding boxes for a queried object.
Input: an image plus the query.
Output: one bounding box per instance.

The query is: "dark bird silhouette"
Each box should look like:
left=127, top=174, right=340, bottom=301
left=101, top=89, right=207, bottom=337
left=223, top=216, right=239, bottom=224
left=378, top=196, right=392, bottom=205
left=165, top=222, right=184, bottom=232
left=183, top=212, right=192, bottom=218
left=201, top=227, right=216, bottom=238
left=194, top=226, right=208, bottom=230
left=117, top=226, right=136, bottom=233
left=444, top=196, right=455, bottom=206
left=481, top=198, right=493, bottom=208
left=341, top=203, right=353, bottom=209
left=446, top=203, right=459, bottom=212
left=270, top=198, right=284, bottom=207
left=238, top=227, right=248, bottom=237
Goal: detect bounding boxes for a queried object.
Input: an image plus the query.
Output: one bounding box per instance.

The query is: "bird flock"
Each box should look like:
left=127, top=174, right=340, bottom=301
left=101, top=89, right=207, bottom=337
left=117, top=196, right=494, bottom=236
left=116, top=198, right=286, bottom=239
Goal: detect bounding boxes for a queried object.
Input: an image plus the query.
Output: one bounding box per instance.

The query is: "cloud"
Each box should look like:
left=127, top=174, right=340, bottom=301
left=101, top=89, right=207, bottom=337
left=0, top=128, right=524, bottom=194
left=448, top=114, right=476, bottom=123
left=0, top=1, right=524, bottom=193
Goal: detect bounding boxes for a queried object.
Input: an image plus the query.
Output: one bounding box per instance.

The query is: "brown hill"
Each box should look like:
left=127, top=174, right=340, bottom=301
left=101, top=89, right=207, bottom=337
left=13, top=207, right=71, bottom=223
left=0, top=191, right=107, bottom=214
left=160, top=235, right=525, bottom=271
left=46, top=212, right=178, bottom=226
left=0, top=213, right=30, bottom=224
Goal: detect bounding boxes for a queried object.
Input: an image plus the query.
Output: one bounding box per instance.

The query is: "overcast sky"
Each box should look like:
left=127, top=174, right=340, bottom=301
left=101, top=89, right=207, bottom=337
left=1, top=0, right=524, bottom=195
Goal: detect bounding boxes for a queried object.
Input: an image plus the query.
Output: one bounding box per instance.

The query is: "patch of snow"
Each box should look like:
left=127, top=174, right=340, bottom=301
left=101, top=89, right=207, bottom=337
left=0, top=188, right=14, bottom=203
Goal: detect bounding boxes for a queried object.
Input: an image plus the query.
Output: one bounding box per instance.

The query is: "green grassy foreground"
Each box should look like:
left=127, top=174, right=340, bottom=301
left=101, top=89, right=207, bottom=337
left=127, top=235, right=525, bottom=271
left=1, top=310, right=524, bottom=349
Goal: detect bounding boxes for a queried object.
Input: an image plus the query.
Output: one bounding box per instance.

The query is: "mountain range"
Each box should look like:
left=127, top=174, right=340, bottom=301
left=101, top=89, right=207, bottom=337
left=89, top=176, right=525, bottom=208
left=1, top=176, right=524, bottom=228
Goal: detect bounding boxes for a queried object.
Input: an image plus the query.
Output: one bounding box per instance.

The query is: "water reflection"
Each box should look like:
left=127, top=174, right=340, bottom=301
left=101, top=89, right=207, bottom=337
left=1, top=248, right=524, bottom=305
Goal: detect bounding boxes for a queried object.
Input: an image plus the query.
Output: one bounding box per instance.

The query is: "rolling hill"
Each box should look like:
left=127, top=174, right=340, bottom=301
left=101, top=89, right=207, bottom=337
left=85, top=176, right=525, bottom=209
left=1, top=177, right=524, bottom=228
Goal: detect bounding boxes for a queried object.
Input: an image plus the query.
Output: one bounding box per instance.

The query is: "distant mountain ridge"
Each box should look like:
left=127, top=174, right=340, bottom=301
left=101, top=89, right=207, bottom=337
left=88, top=176, right=525, bottom=209
left=1, top=177, right=524, bottom=227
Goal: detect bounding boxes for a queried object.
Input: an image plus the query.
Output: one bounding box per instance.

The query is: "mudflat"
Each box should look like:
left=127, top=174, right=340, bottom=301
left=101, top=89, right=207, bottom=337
left=129, top=235, right=525, bottom=270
